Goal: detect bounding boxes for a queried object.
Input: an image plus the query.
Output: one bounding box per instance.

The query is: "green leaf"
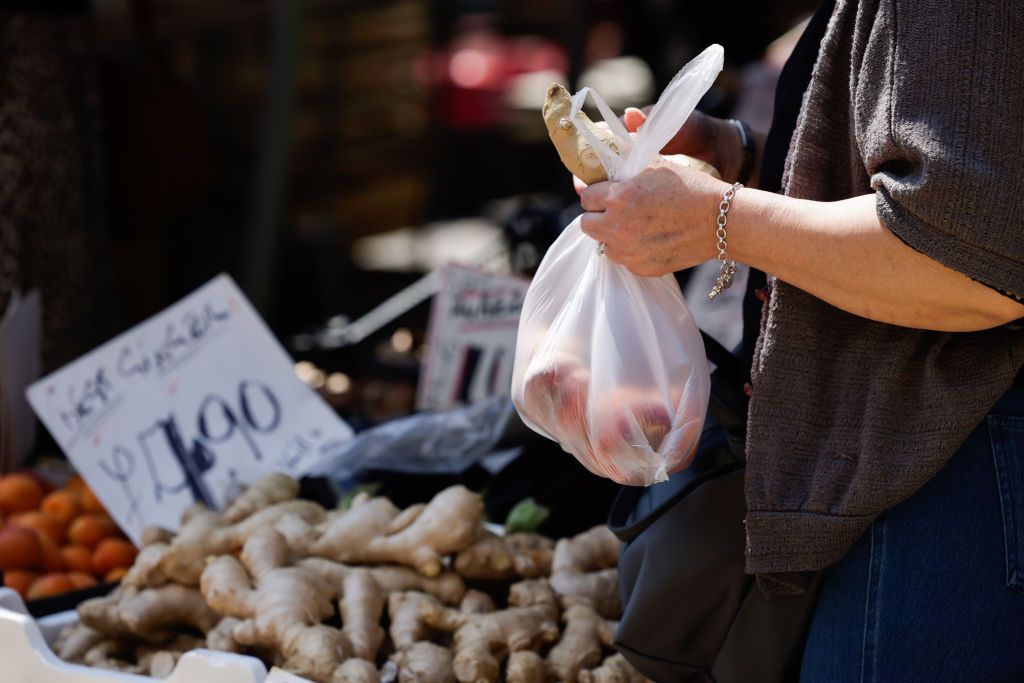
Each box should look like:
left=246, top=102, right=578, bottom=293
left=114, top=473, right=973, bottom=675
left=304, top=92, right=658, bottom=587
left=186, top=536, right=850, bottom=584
left=505, top=498, right=550, bottom=534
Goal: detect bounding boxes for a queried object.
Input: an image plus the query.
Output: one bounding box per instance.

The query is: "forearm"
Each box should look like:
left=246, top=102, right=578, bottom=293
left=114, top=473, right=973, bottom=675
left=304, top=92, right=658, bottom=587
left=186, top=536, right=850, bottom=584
left=729, top=191, right=1024, bottom=332
left=715, top=119, right=765, bottom=188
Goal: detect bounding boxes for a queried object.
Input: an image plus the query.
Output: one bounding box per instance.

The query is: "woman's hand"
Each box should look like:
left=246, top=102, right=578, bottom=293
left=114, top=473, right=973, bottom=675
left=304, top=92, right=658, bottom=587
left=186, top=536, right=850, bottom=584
left=573, top=107, right=750, bottom=194
left=579, top=159, right=727, bottom=277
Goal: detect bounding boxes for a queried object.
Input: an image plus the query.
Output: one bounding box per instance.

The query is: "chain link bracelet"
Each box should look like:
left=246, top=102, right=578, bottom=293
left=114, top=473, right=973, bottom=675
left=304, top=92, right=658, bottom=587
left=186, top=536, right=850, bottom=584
left=708, top=182, right=743, bottom=301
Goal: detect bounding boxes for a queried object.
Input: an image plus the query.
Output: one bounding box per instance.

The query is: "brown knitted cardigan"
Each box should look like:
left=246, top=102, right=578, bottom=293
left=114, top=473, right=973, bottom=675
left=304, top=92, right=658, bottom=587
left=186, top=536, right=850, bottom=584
left=744, top=0, right=1024, bottom=595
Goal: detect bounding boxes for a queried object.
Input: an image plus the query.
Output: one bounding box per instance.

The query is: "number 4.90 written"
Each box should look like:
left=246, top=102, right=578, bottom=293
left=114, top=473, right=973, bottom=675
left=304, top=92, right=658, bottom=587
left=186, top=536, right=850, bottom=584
left=99, top=380, right=282, bottom=530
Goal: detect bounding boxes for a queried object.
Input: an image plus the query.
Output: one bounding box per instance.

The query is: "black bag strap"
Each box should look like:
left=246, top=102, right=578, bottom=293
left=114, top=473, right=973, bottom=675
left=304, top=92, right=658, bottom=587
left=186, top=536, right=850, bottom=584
left=698, top=329, right=749, bottom=448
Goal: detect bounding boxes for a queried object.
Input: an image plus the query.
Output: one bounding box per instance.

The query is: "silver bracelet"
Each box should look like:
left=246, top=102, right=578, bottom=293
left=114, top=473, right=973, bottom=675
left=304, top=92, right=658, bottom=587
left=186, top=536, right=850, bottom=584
left=708, top=182, right=742, bottom=301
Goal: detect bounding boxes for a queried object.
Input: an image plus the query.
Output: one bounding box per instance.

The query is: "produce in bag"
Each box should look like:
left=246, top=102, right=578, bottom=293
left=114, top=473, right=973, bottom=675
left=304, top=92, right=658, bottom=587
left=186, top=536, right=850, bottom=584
left=511, top=45, right=723, bottom=486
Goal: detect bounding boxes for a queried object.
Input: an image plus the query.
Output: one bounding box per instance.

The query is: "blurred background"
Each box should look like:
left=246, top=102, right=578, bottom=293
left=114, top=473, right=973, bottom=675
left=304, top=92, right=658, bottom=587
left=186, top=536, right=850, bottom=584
left=0, top=0, right=817, bottom=432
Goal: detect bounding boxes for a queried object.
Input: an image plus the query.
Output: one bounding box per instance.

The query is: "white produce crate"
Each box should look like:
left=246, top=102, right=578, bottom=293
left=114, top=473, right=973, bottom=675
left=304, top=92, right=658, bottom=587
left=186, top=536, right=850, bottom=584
left=0, top=588, right=300, bottom=683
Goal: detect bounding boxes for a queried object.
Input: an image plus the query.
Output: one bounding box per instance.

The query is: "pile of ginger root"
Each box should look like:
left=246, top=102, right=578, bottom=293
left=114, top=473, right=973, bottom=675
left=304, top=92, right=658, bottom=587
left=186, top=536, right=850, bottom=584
left=53, top=472, right=650, bottom=683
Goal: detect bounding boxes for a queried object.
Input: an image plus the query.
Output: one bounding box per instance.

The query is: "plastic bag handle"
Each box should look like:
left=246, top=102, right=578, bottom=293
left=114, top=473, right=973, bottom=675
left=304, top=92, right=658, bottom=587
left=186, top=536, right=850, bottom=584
left=568, top=44, right=724, bottom=182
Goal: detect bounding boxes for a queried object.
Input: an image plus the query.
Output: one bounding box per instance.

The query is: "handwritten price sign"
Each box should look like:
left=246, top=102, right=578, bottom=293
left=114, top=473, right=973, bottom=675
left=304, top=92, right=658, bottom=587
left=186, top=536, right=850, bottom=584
left=26, top=275, right=354, bottom=544
left=417, top=263, right=529, bottom=411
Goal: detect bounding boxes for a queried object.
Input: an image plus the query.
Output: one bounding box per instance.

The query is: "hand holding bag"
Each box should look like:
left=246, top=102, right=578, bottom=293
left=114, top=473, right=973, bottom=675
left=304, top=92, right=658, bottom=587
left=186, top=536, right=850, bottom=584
left=511, top=46, right=725, bottom=486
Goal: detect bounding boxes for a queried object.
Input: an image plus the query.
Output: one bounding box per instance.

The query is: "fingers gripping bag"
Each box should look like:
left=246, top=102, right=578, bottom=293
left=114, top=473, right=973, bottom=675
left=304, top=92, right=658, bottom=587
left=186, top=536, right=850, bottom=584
left=511, top=45, right=723, bottom=486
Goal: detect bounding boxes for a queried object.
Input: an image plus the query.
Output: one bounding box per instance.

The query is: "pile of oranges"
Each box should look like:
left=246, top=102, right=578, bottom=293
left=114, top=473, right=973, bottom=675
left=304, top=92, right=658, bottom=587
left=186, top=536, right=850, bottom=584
left=0, top=472, right=137, bottom=600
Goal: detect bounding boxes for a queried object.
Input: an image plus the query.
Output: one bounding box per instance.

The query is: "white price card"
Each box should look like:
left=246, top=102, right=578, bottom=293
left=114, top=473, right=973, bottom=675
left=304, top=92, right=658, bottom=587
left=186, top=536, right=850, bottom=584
left=26, top=274, right=353, bottom=544
left=417, top=263, right=529, bottom=411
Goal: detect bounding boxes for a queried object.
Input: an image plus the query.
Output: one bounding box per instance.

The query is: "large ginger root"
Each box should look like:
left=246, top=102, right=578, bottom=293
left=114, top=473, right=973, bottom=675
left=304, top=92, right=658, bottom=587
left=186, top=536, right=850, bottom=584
left=579, top=654, right=652, bottom=683
left=420, top=597, right=559, bottom=683
left=550, top=526, right=622, bottom=618
left=299, top=486, right=483, bottom=577
left=162, top=499, right=325, bottom=585
left=225, top=472, right=300, bottom=522
left=298, top=556, right=467, bottom=605
left=390, top=641, right=455, bottom=683
left=339, top=568, right=386, bottom=661
left=368, top=565, right=467, bottom=604
left=78, top=583, right=220, bottom=643
left=546, top=602, right=615, bottom=683
left=552, top=526, right=620, bottom=574
left=289, top=557, right=386, bottom=660
left=507, top=578, right=559, bottom=610
left=506, top=651, right=546, bottom=683
left=542, top=82, right=719, bottom=186
left=201, top=527, right=349, bottom=683
left=388, top=591, right=444, bottom=650
left=454, top=533, right=554, bottom=580
left=543, top=83, right=623, bottom=185
left=550, top=569, right=621, bottom=619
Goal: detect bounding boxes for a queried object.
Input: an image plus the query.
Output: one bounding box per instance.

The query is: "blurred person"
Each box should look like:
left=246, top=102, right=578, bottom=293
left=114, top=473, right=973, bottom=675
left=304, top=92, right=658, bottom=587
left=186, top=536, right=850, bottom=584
left=0, top=7, right=112, bottom=371
left=578, top=0, right=1024, bottom=679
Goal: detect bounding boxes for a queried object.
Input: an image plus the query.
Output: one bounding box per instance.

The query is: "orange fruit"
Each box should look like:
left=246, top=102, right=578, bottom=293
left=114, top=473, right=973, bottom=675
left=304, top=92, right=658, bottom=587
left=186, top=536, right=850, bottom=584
left=3, top=569, right=38, bottom=599
left=0, top=474, right=43, bottom=515
left=40, top=491, right=81, bottom=526
left=36, top=532, right=65, bottom=572
left=67, top=571, right=98, bottom=589
left=104, top=566, right=128, bottom=582
left=63, top=475, right=87, bottom=493
left=26, top=572, right=74, bottom=599
left=10, top=511, right=66, bottom=545
left=92, top=538, right=138, bottom=575
left=60, top=545, right=94, bottom=574
left=67, top=515, right=116, bottom=550
left=0, top=525, right=43, bottom=571
left=78, top=487, right=105, bottom=515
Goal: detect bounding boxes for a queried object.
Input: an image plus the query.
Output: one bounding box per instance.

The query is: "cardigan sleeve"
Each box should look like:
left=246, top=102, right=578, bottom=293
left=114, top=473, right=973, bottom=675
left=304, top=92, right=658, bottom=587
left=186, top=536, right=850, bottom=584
left=855, top=0, right=1024, bottom=300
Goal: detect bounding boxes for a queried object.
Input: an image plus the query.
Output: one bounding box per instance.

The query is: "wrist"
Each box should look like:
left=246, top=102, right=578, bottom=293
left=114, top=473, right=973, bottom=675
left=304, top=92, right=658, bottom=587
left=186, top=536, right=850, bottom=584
left=715, top=118, right=745, bottom=183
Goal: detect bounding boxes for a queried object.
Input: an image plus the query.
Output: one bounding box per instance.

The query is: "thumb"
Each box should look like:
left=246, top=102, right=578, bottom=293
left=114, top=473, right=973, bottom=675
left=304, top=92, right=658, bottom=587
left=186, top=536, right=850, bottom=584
left=623, top=107, right=647, bottom=133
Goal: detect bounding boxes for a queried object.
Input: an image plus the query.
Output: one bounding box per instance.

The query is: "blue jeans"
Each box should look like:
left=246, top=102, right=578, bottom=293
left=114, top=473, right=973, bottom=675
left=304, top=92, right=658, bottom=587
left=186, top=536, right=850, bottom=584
left=801, top=388, right=1024, bottom=683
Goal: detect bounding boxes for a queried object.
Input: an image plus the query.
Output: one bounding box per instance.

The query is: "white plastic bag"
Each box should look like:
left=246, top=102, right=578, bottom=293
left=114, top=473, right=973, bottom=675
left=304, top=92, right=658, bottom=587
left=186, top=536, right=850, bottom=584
left=511, top=45, right=723, bottom=486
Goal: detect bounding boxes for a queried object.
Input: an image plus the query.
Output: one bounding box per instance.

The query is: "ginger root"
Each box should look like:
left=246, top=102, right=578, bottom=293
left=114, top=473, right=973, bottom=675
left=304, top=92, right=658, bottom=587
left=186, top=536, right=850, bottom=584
left=339, top=568, right=386, bottom=661
left=506, top=650, right=547, bottom=683
left=388, top=591, right=444, bottom=651
left=420, top=597, right=559, bottom=683
left=334, top=658, right=380, bottom=683
left=546, top=602, right=615, bottom=683
left=551, top=526, right=622, bottom=618
left=54, top=622, right=104, bottom=662
left=298, top=486, right=483, bottom=577
left=542, top=83, right=623, bottom=185
left=224, top=472, right=300, bottom=523
left=121, top=542, right=170, bottom=588
left=459, top=589, right=496, bottom=615
left=296, top=557, right=467, bottom=607
left=579, top=654, right=652, bottom=683
left=161, top=499, right=325, bottom=585
left=542, top=82, right=720, bottom=185
left=550, top=568, right=621, bottom=620
left=77, top=583, right=220, bottom=643
left=390, top=641, right=456, bottom=683
left=206, top=616, right=244, bottom=653
left=200, top=527, right=349, bottom=683
left=82, top=640, right=139, bottom=673
left=454, top=532, right=554, bottom=580
left=552, top=526, right=620, bottom=574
